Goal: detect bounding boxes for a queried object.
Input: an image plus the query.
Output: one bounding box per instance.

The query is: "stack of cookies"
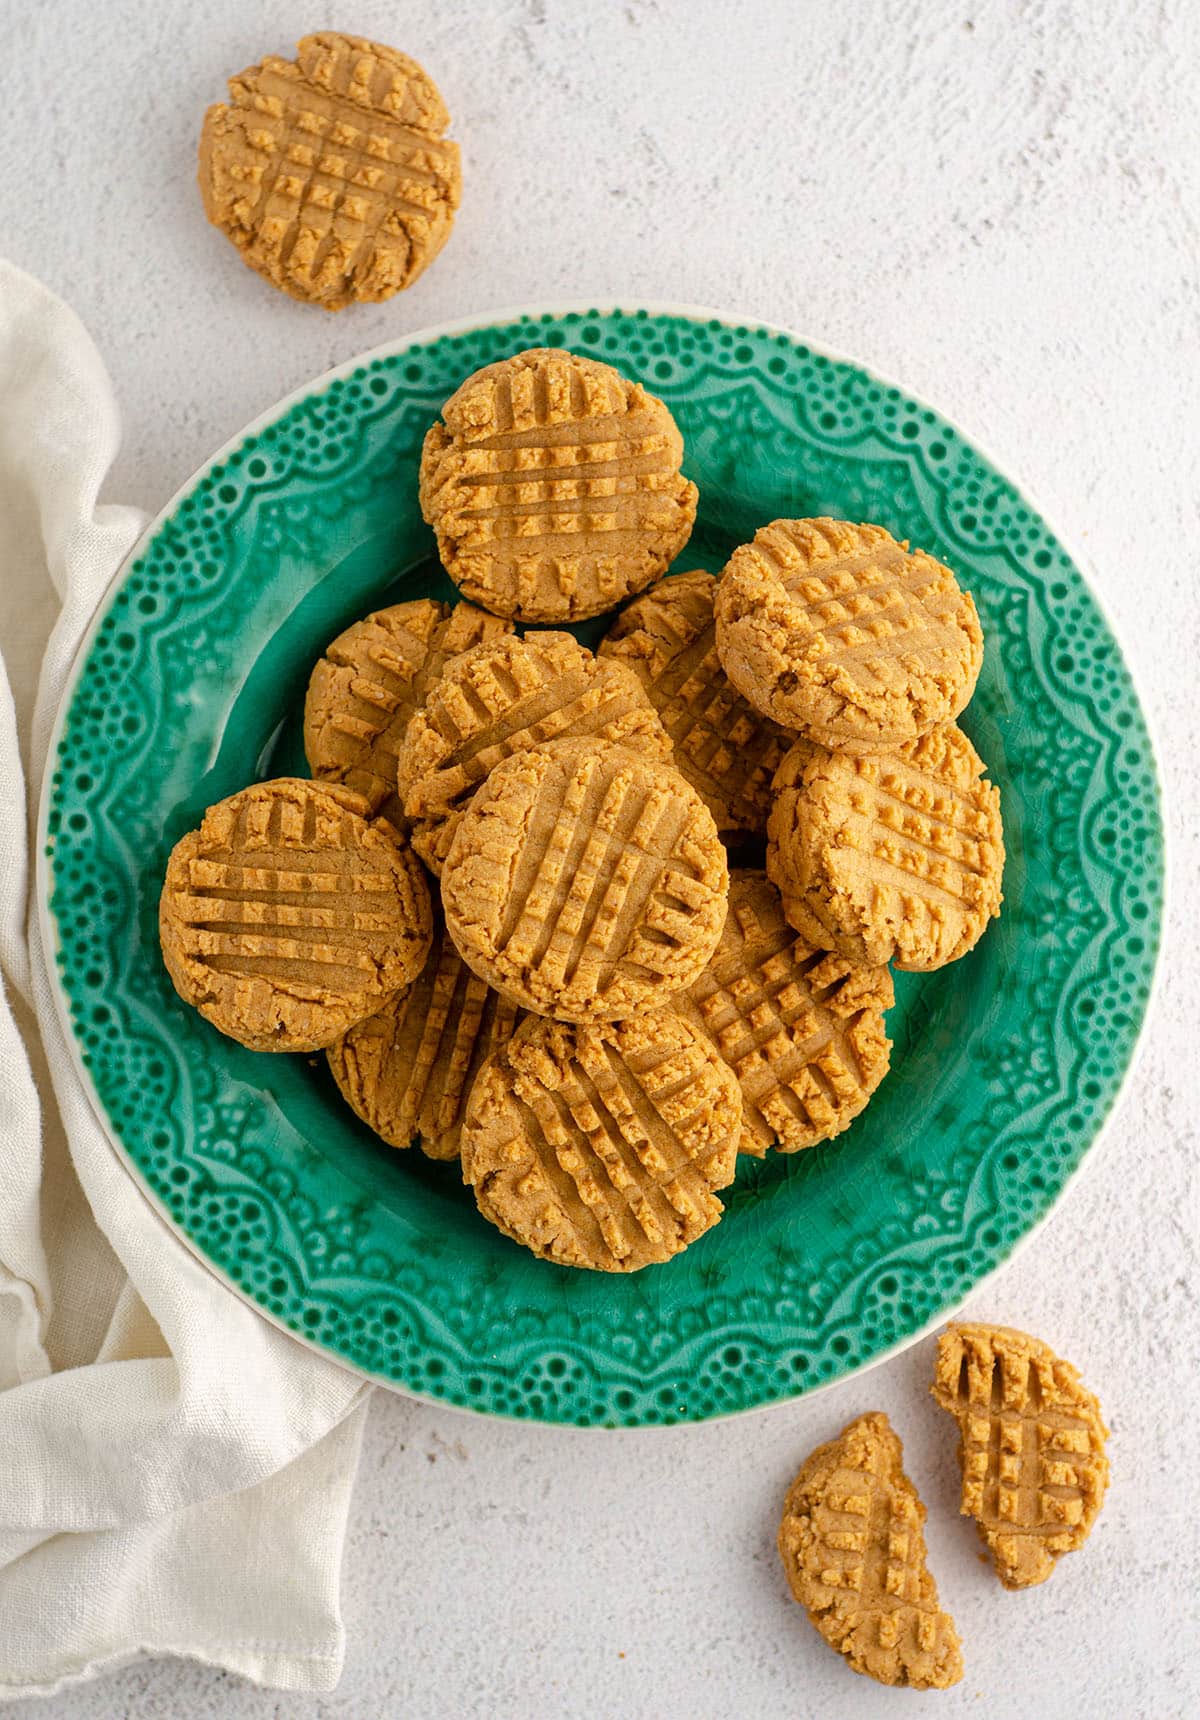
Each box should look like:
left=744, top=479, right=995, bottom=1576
left=160, top=345, right=1004, bottom=1273
left=715, top=517, right=1004, bottom=973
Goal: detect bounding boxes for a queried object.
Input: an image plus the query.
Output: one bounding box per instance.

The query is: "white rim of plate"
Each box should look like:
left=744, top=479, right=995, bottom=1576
left=35, top=298, right=1170, bottom=1430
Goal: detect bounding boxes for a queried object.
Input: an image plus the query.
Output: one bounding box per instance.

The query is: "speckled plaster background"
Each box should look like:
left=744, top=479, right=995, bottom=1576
left=1, top=0, right=1196, bottom=1715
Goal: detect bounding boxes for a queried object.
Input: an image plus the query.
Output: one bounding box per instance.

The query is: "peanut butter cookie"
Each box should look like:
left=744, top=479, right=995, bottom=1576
left=396, top=630, right=670, bottom=873
left=419, top=348, right=698, bottom=622
left=680, top=871, right=893, bottom=1156
left=767, top=725, right=1003, bottom=971
left=931, top=1323, right=1110, bottom=1590
left=327, top=911, right=521, bottom=1160
left=715, top=518, right=983, bottom=750
left=779, top=1412, right=963, bottom=1690
left=599, top=569, right=792, bottom=834
left=304, top=598, right=511, bottom=829
left=460, top=1012, right=741, bottom=1271
left=441, top=739, right=729, bottom=1021
left=160, top=777, right=432, bottom=1052
left=761, top=736, right=842, bottom=951
left=199, top=33, right=460, bottom=309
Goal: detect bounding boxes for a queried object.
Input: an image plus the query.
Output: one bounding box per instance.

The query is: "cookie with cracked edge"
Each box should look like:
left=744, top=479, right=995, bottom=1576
left=766, top=725, right=1003, bottom=971
left=599, top=568, right=793, bottom=834
left=778, top=1411, right=963, bottom=1690
left=460, top=1012, right=741, bottom=1271
left=395, top=630, right=670, bottom=873
left=199, top=33, right=461, bottom=310
left=418, top=347, right=698, bottom=622
left=159, top=777, right=432, bottom=1052
left=765, top=735, right=857, bottom=955
left=678, top=870, right=893, bottom=1156
left=304, top=598, right=513, bottom=831
left=326, top=910, right=522, bottom=1160
left=441, top=738, right=729, bottom=1022
left=715, top=517, right=983, bottom=750
left=931, top=1323, right=1110, bottom=1590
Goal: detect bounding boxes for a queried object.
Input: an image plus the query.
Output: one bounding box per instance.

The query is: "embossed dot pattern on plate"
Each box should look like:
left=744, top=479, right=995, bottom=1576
left=42, top=308, right=1162, bottom=1426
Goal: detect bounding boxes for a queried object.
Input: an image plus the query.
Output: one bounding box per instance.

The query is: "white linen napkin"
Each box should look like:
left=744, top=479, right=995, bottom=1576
left=0, top=261, right=371, bottom=1698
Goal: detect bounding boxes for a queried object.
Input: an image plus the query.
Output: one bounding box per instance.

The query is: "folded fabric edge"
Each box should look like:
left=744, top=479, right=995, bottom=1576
left=0, top=1634, right=347, bottom=1701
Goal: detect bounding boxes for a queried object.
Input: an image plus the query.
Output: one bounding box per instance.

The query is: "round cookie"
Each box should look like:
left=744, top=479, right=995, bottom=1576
left=767, top=725, right=1004, bottom=971
left=199, top=33, right=460, bottom=310
left=715, top=517, right=983, bottom=749
left=396, top=630, right=670, bottom=872
left=779, top=1412, right=964, bottom=1690
left=460, top=1012, right=741, bottom=1271
left=418, top=347, right=698, bottom=622
left=680, top=871, right=893, bottom=1156
left=599, top=569, right=793, bottom=834
left=160, top=777, right=432, bottom=1052
left=441, top=739, right=729, bottom=1022
left=327, top=912, right=521, bottom=1160
left=304, top=599, right=512, bottom=830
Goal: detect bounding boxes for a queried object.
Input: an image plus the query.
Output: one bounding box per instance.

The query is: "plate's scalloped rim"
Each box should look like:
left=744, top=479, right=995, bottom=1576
left=36, top=300, right=1168, bottom=1427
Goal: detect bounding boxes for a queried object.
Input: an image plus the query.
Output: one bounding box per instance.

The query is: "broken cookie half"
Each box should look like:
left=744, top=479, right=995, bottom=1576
left=931, top=1322, right=1110, bottom=1590
left=778, top=1411, right=963, bottom=1690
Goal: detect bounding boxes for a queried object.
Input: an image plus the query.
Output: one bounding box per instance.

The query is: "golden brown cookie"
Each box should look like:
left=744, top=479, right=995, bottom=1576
left=679, top=871, right=893, bottom=1156
left=766, top=725, right=1004, bottom=971
left=199, top=33, right=460, bottom=309
left=599, top=569, right=793, bottom=834
left=931, top=1323, right=1110, bottom=1590
left=761, top=736, right=843, bottom=951
left=304, top=599, right=512, bottom=829
left=442, top=739, right=729, bottom=1021
left=460, top=1012, right=741, bottom=1271
left=715, top=518, right=983, bottom=750
left=396, top=630, right=670, bottom=872
left=418, top=348, right=698, bottom=622
left=160, top=777, right=432, bottom=1052
left=327, top=912, right=521, bottom=1160
left=778, top=1412, right=963, bottom=1691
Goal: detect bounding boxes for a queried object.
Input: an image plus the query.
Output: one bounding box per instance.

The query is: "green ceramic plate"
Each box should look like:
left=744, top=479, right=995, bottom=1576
left=40, top=306, right=1162, bottom=1426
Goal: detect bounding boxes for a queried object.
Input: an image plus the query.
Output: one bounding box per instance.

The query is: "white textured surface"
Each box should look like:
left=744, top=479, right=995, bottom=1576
left=1, top=0, right=1196, bottom=1715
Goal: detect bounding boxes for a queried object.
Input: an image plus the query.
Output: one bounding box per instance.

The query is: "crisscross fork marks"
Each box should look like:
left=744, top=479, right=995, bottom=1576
left=654, top=628, right=789, bottom=817
left=311, top=605, right=436, bottom=767
left=717, top=517, right=981, bottom=749
left=420, top=350, right=697, bottom=622
left=179, top=790, right=400, bottom=984
left=547, top=1050, right=699, bottom=1260
left=600, top=569, right=794, bottom=831
left=243, top=82, right=442, bottom=291
left=161, top=778, right=432, bottom=1052
left=522, top=1042, right=723, bottom=1266
left=780, top=1412, right=962, bottom=1689
left=204, top=34, right=459, bottom=306
left=306, top=601, right=454, bottom=800
left=827, top=745, right=1004, bottom=935
left=780, top=728, right=1003, bottom=970
left=696, top=939, right=870, bottom=1133
left=932, top=1324, right=1110, bottom=1589
left=400, top=935, right=506, bottom=1137
left=532, top=762, right=668, bottom=993
left=684, top=874, right=892, bottom=1153
left=461, top=1015, right=739, bottom=1270
left=853, top=766, right=997, bottom=887
left=424, top=661, right=645, bottom=786
left=327, top=921, right=519, bottom=1157
left=592, top=1036, right=726, bottom=1211
left=396, top=635, right=666, bottom=870
left=463, top=742, right=723, bottom=1015
left=956, top=1338, right=1096, bottom=1534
